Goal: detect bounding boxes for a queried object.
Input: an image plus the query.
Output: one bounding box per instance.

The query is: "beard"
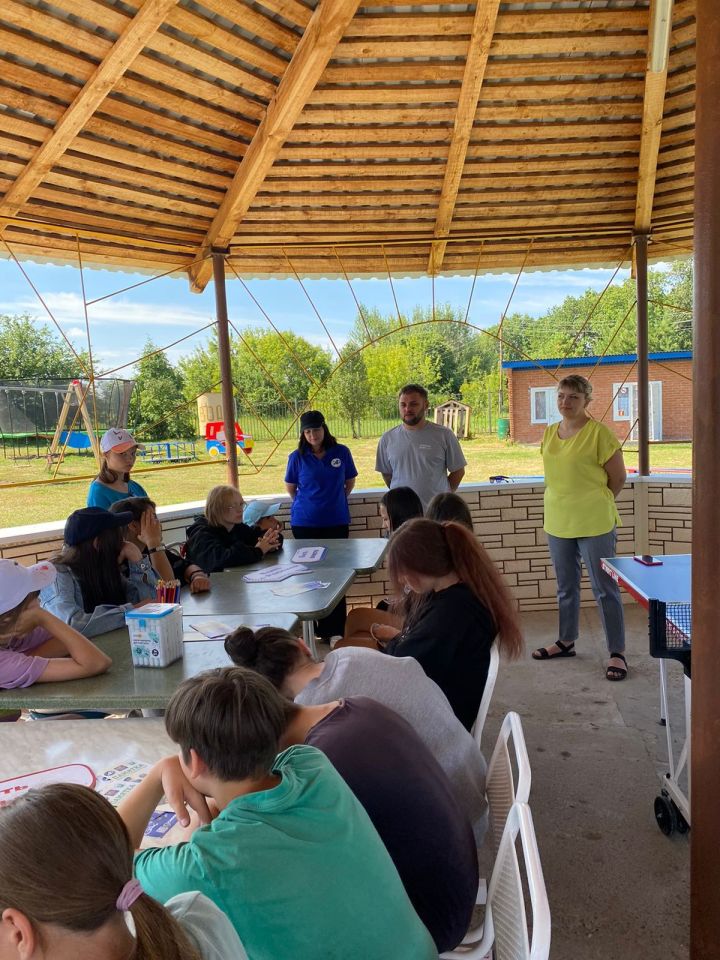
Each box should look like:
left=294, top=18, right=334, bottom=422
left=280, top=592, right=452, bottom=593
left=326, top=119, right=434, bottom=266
left=402, top=413, right=424, bottom=426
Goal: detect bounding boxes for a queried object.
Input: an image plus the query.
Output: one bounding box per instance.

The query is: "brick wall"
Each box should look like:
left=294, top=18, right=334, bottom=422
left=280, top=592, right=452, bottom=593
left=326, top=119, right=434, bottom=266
left=0, top=479, right=691, bottom=612
left=507, top=359, right=693, bottom=444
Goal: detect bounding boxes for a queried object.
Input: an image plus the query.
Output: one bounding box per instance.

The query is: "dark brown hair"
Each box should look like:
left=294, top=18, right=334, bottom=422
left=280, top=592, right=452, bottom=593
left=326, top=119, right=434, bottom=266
left=387, top=518, right=524, bottom=659
left=110, top=496, right=156, bottom=523
left=381, top=486, right=423, bottom=533
left=96, top=458, right=129, bottom=485
left=426, top=492, right=474, bottom=531
left=398, top=383, right=428, bottom=401
left=0, top=591, right=39, bottom=643
left=165, top=666, right=293, bottom=781
left=0, top=784, right=200, bottom=960
left=51, top=526, right=127, bottom=612
left=224, top=626, right=304, bottom=692
left=297, top=423, right=338, bottom=453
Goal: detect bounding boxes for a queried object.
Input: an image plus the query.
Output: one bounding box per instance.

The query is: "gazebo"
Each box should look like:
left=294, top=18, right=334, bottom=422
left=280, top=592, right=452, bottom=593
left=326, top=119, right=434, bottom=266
left=0, top=0, right=717, bottom=954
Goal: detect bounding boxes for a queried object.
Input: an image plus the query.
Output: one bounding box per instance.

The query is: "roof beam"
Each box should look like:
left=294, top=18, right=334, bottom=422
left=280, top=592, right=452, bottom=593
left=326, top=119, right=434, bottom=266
left=635, top=0, right=674, bottom=233
left=188, top=0, right=362, bottom=293
left=428, top=0, right=501, bottom=275
left=0, top=0, right=179, bottom=229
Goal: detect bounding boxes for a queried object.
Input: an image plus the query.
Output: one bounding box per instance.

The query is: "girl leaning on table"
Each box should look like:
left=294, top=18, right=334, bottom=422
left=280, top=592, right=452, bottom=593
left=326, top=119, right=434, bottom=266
left=0, top=783, right=246, bottom=960
left=39, top=507, right=162, bottom=638
left=0, top=559, right=110, bottom=691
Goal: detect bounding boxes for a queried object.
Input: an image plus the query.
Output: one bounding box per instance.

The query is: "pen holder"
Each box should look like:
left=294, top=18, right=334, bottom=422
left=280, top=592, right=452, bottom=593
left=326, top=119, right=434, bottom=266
left=125, top=603, right=183, bottom=668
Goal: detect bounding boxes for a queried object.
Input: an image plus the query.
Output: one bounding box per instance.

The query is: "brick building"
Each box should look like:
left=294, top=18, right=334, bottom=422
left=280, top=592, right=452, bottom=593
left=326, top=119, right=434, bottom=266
left=503, top=352, right=692, bottom=445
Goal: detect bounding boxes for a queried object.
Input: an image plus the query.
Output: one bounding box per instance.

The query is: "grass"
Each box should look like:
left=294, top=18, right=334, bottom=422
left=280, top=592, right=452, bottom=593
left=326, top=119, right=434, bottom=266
left=0, top=434, right=692, bottom=530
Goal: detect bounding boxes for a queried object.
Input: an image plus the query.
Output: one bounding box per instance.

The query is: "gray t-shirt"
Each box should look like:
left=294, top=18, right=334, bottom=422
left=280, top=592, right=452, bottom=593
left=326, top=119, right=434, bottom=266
left=296, top=647, right=487, bottom=842
left=375, top=420, right=467, bottom=508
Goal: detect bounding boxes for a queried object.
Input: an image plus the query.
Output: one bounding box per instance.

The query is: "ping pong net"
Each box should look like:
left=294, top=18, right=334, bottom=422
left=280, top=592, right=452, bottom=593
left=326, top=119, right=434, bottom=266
left=649, top=600, right=691, bottom=678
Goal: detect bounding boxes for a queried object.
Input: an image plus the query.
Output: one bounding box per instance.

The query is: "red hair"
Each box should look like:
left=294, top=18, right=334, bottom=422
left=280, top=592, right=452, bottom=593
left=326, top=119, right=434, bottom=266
left=387, top=518, right=524, bottom=659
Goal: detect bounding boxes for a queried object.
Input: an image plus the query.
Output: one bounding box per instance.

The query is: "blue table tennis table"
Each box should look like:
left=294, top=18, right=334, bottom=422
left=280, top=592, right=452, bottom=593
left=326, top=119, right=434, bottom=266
left=601, top=553, right=691, bottom=836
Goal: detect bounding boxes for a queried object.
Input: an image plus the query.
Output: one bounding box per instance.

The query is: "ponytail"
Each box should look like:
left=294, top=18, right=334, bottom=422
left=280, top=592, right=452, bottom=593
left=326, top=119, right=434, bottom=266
left=132, top=892, right=201, bottom=960
left=224, top=625, right=306, bottom=691
left=388, top=518, right=524, bottom=660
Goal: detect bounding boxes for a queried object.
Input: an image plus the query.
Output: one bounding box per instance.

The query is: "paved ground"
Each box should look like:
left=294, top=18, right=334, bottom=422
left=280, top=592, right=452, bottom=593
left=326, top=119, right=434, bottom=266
left=483, top=604, right=689, bottom=960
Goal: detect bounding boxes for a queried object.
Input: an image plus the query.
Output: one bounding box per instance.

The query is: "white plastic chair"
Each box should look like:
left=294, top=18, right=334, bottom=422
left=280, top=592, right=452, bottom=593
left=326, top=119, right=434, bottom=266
left=485, top=711, right=532, bottom=854
left=471, top=643, right=500, bottom=751
left=441, top=802, right=551, bottom=960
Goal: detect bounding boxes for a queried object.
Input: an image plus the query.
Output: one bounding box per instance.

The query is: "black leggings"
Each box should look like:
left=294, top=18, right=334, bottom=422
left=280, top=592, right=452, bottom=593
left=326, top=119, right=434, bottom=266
left=291, top=524, right=349, bottom=639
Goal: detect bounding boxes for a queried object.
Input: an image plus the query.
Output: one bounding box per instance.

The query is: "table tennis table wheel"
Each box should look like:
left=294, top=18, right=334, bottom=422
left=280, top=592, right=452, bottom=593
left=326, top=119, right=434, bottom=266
left=654, top=792, right=686, bottom=836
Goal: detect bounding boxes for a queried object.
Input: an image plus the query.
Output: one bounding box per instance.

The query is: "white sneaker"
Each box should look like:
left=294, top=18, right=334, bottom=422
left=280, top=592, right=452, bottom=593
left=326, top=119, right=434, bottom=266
left=329, top=635, right=342, bottom=650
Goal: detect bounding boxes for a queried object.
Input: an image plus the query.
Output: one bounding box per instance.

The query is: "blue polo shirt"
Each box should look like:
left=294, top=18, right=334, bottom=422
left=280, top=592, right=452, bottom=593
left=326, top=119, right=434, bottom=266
left=285, top=444, right=357, bottom=527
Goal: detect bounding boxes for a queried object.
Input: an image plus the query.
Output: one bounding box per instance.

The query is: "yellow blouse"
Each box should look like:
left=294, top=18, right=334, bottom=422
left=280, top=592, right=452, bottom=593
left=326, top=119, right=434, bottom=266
left=541, top=420, right=622, bottom=538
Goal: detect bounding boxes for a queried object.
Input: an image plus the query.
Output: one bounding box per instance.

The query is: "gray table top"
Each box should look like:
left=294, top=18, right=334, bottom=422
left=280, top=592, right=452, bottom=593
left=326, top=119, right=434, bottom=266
left=182, top=612, right=299, bottom=638
left=273, top=538, right=387, bottom=575
left=0, top=629, right=235, bottom=710
left=180, top=566, right=356, bottom=619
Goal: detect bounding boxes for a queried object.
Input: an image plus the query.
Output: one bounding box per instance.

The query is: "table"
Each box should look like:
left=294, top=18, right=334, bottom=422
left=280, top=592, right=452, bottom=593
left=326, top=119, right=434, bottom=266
left=601, top=553, right=691, bottom=834
left=0, top=629, right=234, bottom=712
left=183, top=537, right=387, bottom=658
left=182, top=613, right=299, bottom=639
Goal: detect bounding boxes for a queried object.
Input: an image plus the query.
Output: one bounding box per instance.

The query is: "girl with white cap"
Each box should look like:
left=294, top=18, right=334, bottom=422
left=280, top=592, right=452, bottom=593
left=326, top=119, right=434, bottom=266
left=0, top=559, right=111, bottom=689
left=87, top=428, right=148, bottom=510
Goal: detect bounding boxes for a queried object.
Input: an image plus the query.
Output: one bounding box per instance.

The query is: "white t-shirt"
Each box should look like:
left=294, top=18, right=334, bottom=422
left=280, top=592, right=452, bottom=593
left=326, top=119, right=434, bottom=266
left=295, top=646, right=487, bottom=843
left=165, top=891, right=248, bottom=960
left=375, top=420, right=467, bottom=508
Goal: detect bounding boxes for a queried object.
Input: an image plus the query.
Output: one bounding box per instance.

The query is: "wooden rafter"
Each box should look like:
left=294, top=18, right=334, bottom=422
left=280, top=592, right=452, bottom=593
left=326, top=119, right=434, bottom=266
left=0, top=0, right=179, bottom=229
left=428, top=0, right=502, bottom=275
left=635, top=0, right=675, bottom=234
left=188, top=0, right=362, bottom=293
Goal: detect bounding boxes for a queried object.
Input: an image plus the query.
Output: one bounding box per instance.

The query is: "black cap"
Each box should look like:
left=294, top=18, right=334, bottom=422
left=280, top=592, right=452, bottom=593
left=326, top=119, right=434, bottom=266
left=300, top=410, right=325, bottom=431
left=64, top=507, right=134, bottom=546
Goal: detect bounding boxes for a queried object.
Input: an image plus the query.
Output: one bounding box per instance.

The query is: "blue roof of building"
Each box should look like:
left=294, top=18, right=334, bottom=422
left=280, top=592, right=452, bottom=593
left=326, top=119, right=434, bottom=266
left=502, top=351, right=692, bottom=370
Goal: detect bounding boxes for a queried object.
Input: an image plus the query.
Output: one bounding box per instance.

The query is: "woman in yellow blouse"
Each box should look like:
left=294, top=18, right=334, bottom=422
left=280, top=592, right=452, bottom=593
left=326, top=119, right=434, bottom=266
left=533, top=375, right=628, bottom=680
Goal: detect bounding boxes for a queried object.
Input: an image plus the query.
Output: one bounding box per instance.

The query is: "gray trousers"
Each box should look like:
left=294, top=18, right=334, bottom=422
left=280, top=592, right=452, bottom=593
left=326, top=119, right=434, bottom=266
left=546, top=528, right=626, bottom=654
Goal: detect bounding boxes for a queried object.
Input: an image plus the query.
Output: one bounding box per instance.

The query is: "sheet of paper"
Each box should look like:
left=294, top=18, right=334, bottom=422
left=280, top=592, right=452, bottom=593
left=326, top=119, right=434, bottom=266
left=243, top=563, right=310, bottom=583
left=96, top=759, right=151, bottom=806
left=291, top=546, right=328, bottom=563
left=0, top=763, right=96, bottom=807
left=271, top=579, right=331, bottom=597
left=188, top=620, right=232, bottom=640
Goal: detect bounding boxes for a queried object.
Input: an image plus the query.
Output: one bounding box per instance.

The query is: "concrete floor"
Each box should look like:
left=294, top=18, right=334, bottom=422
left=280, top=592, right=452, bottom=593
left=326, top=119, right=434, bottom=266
left=482, top=605, right=690, bottom=960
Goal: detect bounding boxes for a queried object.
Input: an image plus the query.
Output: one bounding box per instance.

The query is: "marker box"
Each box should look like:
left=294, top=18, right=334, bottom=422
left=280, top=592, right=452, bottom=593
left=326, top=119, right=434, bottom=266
left=125, top=603, right=183, bottom=668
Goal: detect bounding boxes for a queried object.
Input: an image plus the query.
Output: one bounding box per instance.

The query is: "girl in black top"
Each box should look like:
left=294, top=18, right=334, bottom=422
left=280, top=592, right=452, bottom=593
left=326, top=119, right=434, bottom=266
left=375, top=518, right=524, bottom=730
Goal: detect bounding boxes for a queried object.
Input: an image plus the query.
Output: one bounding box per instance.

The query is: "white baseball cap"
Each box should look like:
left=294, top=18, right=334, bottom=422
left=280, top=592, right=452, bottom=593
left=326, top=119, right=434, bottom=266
left=100, top=428, right=143, bottom=454
left=0, top=559, right=57, bottom=616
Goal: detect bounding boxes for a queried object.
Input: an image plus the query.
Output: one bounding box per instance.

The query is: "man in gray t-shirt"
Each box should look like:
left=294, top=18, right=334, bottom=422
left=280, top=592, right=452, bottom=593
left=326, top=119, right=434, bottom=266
left=375, top=383, right=467, bottom=508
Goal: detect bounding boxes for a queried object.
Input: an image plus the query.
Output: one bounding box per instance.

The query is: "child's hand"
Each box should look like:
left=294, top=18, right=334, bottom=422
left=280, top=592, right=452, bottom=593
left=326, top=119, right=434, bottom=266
left=256, top=527, right=281, bottom=555
left=137, top=509, right=163, bottom=550
left=189, top=572, right=211, bottom=594
left=370, top=623, right=399, bottom=642
left=158, top=756, right=212, bottom=828
left=118, top=540, right=143, bottom=565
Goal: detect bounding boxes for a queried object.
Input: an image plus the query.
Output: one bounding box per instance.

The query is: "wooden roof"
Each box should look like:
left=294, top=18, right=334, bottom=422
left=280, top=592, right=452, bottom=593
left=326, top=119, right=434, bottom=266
left=0, top=0, right=695, bottom=289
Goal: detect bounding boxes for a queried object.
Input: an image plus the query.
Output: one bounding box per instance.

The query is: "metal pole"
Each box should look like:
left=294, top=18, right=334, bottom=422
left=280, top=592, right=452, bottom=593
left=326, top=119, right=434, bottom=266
left=635, top=233, right=650, bottom=475
left=692, top=0, right=720, bottom=953
left=212, top=250, right=239, bottom=488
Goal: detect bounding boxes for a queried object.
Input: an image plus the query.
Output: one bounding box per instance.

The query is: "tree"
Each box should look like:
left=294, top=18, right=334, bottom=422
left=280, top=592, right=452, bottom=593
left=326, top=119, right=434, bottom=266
left=0, top=314, right=87, bottom=380
left=323, top=347, right=370, bottom=438
left=129, top=340, right=196, bottom=440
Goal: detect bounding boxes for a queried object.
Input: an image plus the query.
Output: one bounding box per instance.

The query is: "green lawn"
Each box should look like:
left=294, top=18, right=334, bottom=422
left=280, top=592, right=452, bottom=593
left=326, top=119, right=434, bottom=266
left=0, top=435, right=692, bottom=530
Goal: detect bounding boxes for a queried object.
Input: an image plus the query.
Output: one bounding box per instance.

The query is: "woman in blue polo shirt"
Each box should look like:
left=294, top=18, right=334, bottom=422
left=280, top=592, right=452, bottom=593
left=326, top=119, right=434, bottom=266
left=285, top=410, right=357, bottom=640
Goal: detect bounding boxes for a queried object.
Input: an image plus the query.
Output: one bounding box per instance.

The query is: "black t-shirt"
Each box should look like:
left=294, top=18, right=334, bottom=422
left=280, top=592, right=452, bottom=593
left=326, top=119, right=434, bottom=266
left=306, top=697, right=478, bottom=953
left=385, top=582, right=496, bottom=731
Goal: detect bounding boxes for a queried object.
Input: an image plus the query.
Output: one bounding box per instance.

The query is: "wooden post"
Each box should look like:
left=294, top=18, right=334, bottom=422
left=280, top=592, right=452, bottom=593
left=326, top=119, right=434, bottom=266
left=212, top=250, right=239, bottom=489
left=635, top=233, right=650, bottom=475
left=692, top=0, right=720, bottom=954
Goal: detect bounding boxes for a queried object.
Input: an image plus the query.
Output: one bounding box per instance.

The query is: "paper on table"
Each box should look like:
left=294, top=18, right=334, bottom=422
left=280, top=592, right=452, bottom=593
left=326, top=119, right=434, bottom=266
left=271, top=580, right=330, bottom=597
left=188, top=620, right=232, bottom=640
left=291, top=546, right=328, bottom=563
left=243, top=563, right=310, bottom=583
left=96, top=759, right=150, bottom=806
left=0, top=763, right=96, bottom=807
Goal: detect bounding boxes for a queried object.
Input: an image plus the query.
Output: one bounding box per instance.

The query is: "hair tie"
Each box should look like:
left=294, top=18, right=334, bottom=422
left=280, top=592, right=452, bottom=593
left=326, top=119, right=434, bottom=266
left=116, top=878, right=143, bottom=912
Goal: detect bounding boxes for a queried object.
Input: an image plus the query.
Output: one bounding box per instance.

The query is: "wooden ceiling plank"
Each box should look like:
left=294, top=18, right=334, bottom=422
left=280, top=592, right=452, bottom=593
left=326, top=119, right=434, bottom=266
left=344, top=9, right=648, bottom=36
left=334, top=35, right=648, bottom=59
left=188, top=0, right=363, bottom=292
left=0, top=0, right=180, bottom=226
left=428, top=0, right=501, bottom=274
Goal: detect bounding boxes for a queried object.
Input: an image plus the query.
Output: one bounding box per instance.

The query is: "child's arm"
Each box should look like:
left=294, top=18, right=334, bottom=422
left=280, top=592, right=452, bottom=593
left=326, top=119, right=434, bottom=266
left=118, top=756, right=212, bottom=849
left=15, top=607, right=112, bottom=682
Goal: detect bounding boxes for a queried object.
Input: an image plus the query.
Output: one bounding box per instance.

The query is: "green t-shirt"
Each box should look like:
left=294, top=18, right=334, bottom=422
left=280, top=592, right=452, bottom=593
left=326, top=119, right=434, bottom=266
left=541, top=419, right=622, bottom=538
left=134, top=745, right=436, bottom=960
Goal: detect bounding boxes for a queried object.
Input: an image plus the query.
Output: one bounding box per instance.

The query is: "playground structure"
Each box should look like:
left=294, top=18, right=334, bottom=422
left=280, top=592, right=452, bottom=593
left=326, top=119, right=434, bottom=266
left=433, top=399, right=472, bottom=439
left=204, top=421, right=254, bottom=458
left=0, top=378, right=134, bottom=463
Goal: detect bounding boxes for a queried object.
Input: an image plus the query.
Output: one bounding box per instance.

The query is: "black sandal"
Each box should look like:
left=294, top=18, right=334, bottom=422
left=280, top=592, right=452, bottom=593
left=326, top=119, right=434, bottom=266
left=532, top=640, right=576, bottom=660
left=606, top=652, right=628, bottom=681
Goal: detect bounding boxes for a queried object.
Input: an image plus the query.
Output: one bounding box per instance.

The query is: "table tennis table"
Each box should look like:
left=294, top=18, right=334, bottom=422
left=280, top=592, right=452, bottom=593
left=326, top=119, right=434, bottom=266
left=601, top=553, right=691, bottom=836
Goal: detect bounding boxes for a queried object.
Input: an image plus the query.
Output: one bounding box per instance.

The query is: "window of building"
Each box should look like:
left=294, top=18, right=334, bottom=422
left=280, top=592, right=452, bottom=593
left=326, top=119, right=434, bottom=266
left=614, top=384, right=632, bottom=420
left=530, top=387, right=560, bottom=424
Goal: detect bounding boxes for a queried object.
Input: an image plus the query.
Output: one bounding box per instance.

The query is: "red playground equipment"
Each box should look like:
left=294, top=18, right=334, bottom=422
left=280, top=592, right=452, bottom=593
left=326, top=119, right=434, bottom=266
left=205, top=421, right=254, bottom=458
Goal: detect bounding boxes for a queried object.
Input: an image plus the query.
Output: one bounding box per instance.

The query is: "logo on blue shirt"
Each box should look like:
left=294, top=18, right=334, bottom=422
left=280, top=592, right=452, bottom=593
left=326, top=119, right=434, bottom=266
left=331, top=458, right=342, bottom=467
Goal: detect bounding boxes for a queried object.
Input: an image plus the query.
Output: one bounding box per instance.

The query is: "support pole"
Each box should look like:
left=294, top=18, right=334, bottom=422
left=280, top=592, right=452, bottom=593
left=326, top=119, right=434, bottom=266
left=692, top=0, right=720, bottom=953
left=634, top=233, right=650, bottom=475
left=212, top=250, right=239, bottom=489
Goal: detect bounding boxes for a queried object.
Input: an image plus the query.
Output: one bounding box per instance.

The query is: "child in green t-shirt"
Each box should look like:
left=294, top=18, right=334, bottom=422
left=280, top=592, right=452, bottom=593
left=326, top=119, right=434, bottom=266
left=118, top=667, right=437, bottom=960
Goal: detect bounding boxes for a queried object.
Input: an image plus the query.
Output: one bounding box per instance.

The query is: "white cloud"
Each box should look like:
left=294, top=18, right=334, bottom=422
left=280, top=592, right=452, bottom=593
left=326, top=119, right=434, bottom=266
left=66, top=326, right=85, bottom=338
left=0, top=291, right=211, bottom=329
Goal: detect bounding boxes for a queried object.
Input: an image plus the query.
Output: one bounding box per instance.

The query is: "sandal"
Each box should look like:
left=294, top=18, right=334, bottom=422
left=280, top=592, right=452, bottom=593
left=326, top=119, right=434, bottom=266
left=606, top=652, right=628, bottom=681
left=532, top=640, right=576, bottom=660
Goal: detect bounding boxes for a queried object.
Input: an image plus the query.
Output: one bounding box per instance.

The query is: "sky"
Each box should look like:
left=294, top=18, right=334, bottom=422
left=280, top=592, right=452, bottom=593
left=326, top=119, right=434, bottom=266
left=0, top=256, right=633, bottom=376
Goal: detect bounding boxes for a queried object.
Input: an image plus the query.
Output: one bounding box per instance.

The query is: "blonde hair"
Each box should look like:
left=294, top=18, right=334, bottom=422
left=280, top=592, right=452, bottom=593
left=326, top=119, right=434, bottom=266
left=0, top=592, right=38, bottom=644
left=558, top=374, right=592, bottom=402
left=205, top=484, right=243, bottom=527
